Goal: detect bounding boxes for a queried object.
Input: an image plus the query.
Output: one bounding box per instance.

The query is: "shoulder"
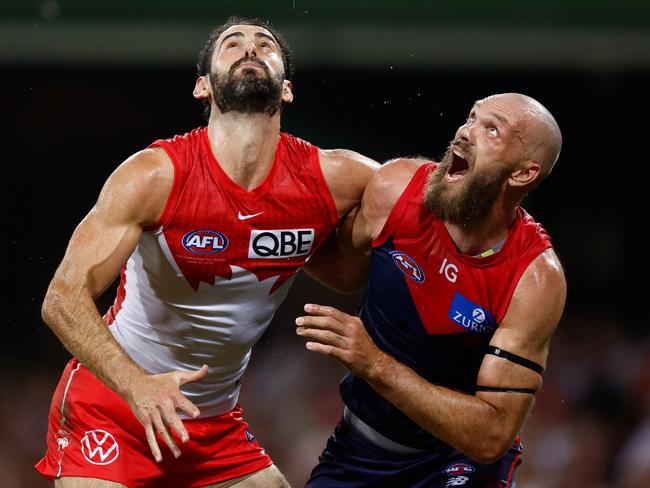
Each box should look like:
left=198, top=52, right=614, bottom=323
left=107, top=147, right=173, bottom=191
left=358, top=158, right=430, bottom=239
left=316, top=148, right=381, bottom=216
left=365, top=158, right=430, bottom=215
left=521, top=248, right=566, bottom=296
left=97, top=146, right=174, bottom=226
left=318, top=148, right=380, bottom=179
left=502, top=248, right=566, bottom=346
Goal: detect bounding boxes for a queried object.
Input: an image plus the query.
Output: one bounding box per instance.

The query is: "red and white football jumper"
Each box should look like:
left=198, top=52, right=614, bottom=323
left=36, top=127, right=339, bottom=485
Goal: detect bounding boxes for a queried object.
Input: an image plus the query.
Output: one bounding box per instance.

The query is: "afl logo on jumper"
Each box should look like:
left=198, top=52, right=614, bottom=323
left=248, top=229, right=315, bottom=259
left=182, top=230, right=229, bottom=255
left=390, top=251, right=425, bottom=283
left=81, top=429, right=119, bottom=465
left=448, top=292, right=495, bottom=334
left=444, top=463, right=475, bottom=476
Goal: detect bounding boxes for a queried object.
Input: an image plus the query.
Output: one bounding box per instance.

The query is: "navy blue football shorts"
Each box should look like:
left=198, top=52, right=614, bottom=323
left=306, top=413, right=522, bottom=488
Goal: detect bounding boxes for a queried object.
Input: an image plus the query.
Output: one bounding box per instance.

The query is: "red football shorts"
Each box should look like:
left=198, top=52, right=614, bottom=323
left=35, top=359, right=272, bottom=487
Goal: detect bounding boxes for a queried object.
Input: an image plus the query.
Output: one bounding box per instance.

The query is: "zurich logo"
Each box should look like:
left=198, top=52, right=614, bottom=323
left=182, top=230, right=229, bottom=255
left=448, top=292, right=495, bottom=335
left=390, top=251, right=425, bottom=283
left=472, top=308, right=486, bottom=323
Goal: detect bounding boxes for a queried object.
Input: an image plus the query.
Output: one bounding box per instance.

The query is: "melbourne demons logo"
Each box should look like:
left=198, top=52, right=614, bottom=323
left=81, top=429, right=119, bottom=465
left=390, top=251, right=425, bottom=283
left=182, top=230, right=229, bottom=255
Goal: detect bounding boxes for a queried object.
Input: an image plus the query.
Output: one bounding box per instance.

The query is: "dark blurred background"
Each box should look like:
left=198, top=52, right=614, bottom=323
left=3, top=1, right=649, bottom=487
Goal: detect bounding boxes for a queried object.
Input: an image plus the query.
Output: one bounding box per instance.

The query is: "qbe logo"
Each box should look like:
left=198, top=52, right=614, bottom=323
left=248, top=229, right=315, bottom=259
left=182, top=230, right=229, bottom=255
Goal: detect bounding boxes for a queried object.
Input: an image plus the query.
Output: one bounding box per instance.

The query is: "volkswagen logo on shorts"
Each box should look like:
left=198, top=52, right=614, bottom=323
left=182, top=230, right=229, bottom=255
left=81, top=429, right=120, bottom=465
left=390, top=251, right=425, bottom=283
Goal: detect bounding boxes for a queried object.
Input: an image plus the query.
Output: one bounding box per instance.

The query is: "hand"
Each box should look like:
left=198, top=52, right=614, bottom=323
left=123, top=365, right=208, bottom=462
left=296, top=303, right=386, bottom=379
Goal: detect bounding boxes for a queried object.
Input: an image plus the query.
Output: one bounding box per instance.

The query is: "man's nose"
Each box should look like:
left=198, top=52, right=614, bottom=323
left=456, top=124, right=471, bottom=143
left=244, top=41, right=258, bottom=57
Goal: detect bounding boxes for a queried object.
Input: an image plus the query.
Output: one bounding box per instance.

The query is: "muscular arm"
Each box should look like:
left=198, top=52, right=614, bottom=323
left=42, top=148, right=169, bottom=390
left=303, top=155, right=419, bottom=292
left=298, top=249, right=566, bottom=464
left=42, top=148, right=205, bottom=461
left=302, top=148, right=379, bottom=292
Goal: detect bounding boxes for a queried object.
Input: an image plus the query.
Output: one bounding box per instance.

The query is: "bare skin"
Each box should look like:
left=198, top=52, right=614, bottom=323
left=296, top=93, right=567, bottom=464
left=43, top=24, right=377, bottom=487
left=54, top=465, right=289, bottom=488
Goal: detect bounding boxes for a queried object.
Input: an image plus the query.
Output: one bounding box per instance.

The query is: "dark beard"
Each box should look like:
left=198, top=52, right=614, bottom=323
left=424, top=148, right=509, bottom=226
left=210, top=58, right=284, bottom=116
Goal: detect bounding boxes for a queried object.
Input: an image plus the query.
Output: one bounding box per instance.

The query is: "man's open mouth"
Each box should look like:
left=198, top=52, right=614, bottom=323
left=446, top=148, right=469, bottom=181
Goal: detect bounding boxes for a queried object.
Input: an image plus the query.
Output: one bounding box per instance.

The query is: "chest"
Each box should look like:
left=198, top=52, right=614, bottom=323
left=370, top=235, right=519, bottom=338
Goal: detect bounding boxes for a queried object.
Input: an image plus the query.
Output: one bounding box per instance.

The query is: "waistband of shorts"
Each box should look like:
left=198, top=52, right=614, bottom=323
left=343, top=406, right=426, bottom=454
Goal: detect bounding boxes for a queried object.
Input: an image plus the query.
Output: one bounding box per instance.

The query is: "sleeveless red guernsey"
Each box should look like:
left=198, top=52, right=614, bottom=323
left=104, top=127, right=338, bottom=417
left=341, top=162, right=553, bottom=450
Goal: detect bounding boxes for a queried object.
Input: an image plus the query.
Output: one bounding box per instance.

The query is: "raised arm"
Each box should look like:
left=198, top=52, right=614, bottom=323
left=41, top=147, right=207, bottom=462
left=297, top=248, right=566, bottom=464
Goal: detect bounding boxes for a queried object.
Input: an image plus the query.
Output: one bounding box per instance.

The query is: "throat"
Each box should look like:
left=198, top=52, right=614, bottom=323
left=473, top=238, right=506, bottom=258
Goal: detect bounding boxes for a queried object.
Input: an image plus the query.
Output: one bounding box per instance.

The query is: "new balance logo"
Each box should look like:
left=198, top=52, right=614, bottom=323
left=238, top=211, right=264, bottom=220
left=81, top=429, right=120, bottom=465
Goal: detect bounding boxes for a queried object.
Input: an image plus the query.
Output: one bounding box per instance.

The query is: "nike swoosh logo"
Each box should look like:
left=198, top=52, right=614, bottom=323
left=238, top=211, right=264, bottom=220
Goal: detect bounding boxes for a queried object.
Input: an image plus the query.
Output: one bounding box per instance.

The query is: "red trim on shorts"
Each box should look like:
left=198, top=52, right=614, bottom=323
left=504, top=450, right=522, bottom=487
left=35, top=359, right=273, bottom=486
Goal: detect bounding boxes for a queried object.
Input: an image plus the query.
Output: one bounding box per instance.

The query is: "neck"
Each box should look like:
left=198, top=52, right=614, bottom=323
left=207, top=109, right=281, bottom=191
left=444, top=202, right=518, bottom=256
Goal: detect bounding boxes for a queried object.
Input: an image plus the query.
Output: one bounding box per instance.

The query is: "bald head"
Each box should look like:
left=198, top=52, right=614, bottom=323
left=485, top=93, right=562, bottom=181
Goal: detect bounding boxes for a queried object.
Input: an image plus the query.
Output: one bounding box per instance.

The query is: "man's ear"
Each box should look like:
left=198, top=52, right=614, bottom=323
left=282, top=80, right=294, bottom=104
left=193, top=75, right=211, bottom=100
left=509, top=160, right=541, bottom=187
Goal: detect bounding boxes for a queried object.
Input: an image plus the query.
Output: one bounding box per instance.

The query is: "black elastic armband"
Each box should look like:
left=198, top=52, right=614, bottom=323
left=486, top=346, right=544, bottom=375
left=475, top=385, right=538, bottom=395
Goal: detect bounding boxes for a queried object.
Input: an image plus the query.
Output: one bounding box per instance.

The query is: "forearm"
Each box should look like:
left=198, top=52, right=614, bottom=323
left=42, top=281, right=146, bottom=397
left=304, top=231, right=369, bottom=292
left=366, top=352, right=522, bottom=463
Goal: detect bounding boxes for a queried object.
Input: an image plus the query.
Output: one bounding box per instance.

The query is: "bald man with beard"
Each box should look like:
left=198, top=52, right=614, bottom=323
left=296, top=93, right=567, bottom=488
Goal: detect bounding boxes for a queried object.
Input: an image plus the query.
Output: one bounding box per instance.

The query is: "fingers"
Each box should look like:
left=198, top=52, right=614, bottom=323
left=297, top=326, right=348, bottom=348
left=303, top=303, right=347, bottom=319
left=144, top=421, right=163, bottom=463
left=295, top=314, right=346, bottom=334
left=296, top=303, right=356, bottom=335
left=305, top=341, right=340, bottom=358
left=151, top=409, right=182, bottom=459
left=177, top=364, right=209, bottom=386
left=174, top=393, right=201, bottom=419
left=164, top=406, right=190, bottom=444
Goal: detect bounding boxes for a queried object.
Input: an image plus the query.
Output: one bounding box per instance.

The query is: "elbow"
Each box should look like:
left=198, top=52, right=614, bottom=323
left=465, top=432, right=516, bottom=465
left=41, top=282, right=72, bottom=329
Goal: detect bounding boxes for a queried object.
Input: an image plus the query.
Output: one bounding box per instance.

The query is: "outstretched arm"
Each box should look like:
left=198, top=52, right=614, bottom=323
left=296, top=249, right=566, bottom=464
left=303, top=155, right=421, bottom=292
left=302, top=148, right=379, bottom=292
left=41, top=147, right=207, bottom=462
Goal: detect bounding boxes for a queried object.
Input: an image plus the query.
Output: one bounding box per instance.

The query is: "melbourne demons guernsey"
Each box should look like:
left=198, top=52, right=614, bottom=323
left=104, top=127, right=338, bottom=418
left=341, top=162, right=552, bottom=450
